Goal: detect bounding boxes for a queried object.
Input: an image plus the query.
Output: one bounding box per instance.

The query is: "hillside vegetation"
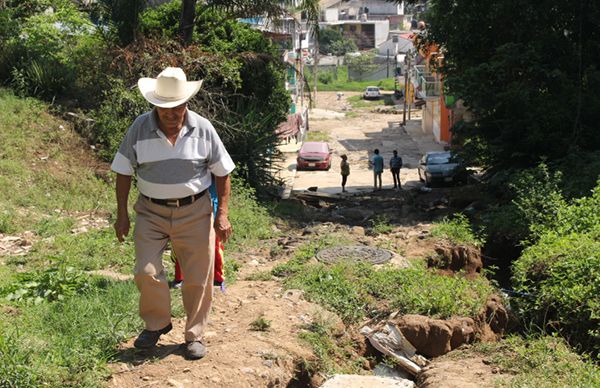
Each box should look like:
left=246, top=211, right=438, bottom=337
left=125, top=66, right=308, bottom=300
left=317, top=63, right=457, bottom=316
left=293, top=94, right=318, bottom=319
left=0, top=91, right=274, bottom=386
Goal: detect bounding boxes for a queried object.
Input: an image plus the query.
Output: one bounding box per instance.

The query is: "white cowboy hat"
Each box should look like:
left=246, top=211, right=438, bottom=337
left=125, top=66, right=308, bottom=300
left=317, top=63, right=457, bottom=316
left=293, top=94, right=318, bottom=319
left=138, top=67, right=203, bottom=108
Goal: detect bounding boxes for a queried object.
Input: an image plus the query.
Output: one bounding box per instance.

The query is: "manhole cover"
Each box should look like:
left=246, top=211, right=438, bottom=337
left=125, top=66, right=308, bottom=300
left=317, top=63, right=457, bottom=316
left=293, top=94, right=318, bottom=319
left=316, top=245, right=393, bottom=264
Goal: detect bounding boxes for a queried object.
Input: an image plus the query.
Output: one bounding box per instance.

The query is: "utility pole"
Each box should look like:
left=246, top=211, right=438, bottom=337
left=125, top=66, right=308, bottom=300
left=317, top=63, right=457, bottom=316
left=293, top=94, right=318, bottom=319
left=298, top=22, right=304, bottom=111
left=386, top=48, right=390, bottom=78
left=403, top=53, right=410, bottom=125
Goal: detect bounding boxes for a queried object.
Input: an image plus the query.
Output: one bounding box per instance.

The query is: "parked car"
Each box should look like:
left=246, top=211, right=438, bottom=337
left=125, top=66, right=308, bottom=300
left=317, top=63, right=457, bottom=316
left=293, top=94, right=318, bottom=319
left=297, top=142, right=332, bottom=170
left=363, top=86, right=381, bottom=100
left=418, top=151, right=468, bottom=186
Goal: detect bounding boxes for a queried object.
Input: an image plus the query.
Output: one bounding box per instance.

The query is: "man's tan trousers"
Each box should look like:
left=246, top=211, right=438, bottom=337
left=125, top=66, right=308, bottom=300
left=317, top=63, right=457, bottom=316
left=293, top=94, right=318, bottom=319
left=133, top=194, right=214, bottom=342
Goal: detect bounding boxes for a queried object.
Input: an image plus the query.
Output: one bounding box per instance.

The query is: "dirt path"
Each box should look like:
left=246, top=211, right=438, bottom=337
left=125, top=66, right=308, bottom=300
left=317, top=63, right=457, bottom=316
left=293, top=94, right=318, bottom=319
left=109, top=279, right=324, bottom=387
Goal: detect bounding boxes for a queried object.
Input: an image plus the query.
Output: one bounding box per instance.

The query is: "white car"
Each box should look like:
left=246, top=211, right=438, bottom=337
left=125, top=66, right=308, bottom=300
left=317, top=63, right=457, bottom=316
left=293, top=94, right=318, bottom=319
left=363, top=86, right=381, bottom=100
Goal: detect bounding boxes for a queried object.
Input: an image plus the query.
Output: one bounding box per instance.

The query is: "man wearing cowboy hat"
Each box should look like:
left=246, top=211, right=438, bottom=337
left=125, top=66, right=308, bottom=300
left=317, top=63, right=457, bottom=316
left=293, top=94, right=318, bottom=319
left=111, top=67, right=235, bottom=360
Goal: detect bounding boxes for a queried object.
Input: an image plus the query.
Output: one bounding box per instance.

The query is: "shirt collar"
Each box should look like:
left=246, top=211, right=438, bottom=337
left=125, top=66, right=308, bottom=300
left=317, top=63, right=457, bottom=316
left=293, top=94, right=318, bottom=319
left=150, top=108, right=196, bottom=137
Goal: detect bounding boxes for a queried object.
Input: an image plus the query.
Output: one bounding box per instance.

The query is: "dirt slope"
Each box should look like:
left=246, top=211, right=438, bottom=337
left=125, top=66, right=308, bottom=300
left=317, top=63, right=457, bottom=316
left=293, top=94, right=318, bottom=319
left=109, top=280, right=324, bottom=387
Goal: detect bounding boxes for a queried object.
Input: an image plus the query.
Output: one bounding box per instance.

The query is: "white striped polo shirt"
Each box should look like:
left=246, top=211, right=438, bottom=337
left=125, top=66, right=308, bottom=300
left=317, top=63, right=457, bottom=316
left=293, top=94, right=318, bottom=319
left=111, top=109, right=235, bottom=199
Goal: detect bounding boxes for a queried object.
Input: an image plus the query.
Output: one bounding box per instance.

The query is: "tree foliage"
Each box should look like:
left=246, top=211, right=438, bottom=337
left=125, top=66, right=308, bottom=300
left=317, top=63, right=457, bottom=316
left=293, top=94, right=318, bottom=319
left=318, top=27, right=357, bottom=56
left=421, top=1, right=600, bottom=171
left=0, top=0, right=292, bottom=195
left=345, top=51, right=378, bottom=81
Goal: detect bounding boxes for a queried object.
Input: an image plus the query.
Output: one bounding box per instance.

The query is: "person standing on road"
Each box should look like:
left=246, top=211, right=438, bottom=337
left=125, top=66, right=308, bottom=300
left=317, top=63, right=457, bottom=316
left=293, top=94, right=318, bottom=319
left=340, top=154, right=350, bottom=192
left=390, top=150, right=403, bottom=190
left=111, top=67, right=235, bottom=360
left=371, top=149, right=384, bottom=191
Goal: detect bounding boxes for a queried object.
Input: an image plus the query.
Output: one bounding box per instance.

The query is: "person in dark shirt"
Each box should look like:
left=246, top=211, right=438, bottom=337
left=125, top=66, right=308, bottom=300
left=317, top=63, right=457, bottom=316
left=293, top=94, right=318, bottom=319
left=390, top=150, right=403, bottom=190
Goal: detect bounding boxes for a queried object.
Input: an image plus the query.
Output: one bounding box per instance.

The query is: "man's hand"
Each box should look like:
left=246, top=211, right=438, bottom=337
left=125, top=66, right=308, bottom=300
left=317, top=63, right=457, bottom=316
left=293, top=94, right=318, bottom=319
left=114, top=215, right=130, bottom=243
left=214, top=212, right=232, bottom=243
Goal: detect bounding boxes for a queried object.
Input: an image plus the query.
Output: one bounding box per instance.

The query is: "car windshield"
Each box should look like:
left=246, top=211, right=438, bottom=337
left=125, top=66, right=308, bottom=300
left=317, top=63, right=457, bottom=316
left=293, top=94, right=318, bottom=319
left=427, top=154, right=451, bottom=164
left=301, top=142, right=328, bottom=153
left=367, top=87, right=379, bottom=92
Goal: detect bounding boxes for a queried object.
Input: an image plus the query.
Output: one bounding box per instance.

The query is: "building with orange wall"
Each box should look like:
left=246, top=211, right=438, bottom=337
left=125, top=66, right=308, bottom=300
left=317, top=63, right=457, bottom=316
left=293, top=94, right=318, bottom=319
left=410, top=31, right=454, bottom=144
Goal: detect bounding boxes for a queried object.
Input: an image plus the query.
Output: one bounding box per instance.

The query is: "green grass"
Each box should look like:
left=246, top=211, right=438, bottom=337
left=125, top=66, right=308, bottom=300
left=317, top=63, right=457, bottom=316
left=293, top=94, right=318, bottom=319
left=0, top=279, right=141, bottom=387
left=227, top=178, right=275, bottom=251
left=347, top=95, right=385, bottom=109
left=282, top=260, right=494, bottom=323
left=309, top=66, right=397, bottom=92
left=305, top=131, right=330, bottom=142
left=11, top=227, right=135, bottom=273
left=471, top=335, right=600, bottom=387
left=0, top=89, right=115, bottom=234
left=0, top=90, right=279, bottom=385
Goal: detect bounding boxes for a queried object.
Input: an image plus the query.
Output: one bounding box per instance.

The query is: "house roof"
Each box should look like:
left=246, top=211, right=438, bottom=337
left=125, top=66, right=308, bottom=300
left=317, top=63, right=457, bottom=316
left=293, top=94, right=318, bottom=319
left=320, top=0, right=342, bottom=9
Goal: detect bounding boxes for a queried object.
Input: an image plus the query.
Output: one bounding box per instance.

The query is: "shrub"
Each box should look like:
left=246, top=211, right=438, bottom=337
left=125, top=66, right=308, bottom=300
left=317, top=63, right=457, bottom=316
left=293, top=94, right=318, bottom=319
left=4, top=2, right=107, bottom=101
left=318, top=71, right=334, bottom=84
left=91, top=77, right=149, bottom=161
left=510, top=164, right=567, bottom=241
left=512, top=232, right=600, bottom=356
left=482, top=164, right=567, bottom=245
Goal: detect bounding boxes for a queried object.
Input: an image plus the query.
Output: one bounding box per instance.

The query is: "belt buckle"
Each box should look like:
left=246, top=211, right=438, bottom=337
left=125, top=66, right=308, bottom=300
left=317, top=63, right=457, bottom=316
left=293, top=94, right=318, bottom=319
left=166, top=199, right=180, bottom=207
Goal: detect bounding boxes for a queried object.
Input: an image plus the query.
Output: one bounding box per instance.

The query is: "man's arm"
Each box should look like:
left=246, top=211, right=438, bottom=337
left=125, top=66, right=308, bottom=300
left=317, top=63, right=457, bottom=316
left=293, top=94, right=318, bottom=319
left=214, top=174, right=233, bottom=243
left=114, top=173, right=132, bottom=242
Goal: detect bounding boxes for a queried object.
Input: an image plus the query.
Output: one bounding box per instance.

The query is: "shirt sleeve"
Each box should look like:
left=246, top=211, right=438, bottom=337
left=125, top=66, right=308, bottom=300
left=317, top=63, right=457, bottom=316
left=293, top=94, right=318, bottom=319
left=110, top=126, right=137, bottom=176
left=206, top=122, right=235, bottom=177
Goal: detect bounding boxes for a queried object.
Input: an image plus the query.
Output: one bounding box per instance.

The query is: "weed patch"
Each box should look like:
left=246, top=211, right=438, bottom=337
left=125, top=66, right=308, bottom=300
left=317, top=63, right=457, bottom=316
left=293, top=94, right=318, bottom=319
left=2, top=266, right=90, bottom=305
left=228, top=178, right=274, bottom=250
left=284, top=261, right=494, bottom=323
left=431, top=213, right=483, bottom=247
left=369, top=214, right=394, bottom=235
left=298, top=316, right=366, bottom=375
left=249, top=314, right=272, bottom=332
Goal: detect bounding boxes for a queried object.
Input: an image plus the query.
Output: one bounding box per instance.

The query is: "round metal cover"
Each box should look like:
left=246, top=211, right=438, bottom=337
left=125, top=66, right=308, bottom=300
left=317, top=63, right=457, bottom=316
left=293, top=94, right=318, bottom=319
left=316, top=245, right=393, bottom=264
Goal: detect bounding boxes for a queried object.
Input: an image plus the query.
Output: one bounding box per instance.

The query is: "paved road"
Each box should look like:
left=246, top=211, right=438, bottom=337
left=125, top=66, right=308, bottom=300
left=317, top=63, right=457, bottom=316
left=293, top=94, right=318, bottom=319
left=281, top=92, right=444, bottom=195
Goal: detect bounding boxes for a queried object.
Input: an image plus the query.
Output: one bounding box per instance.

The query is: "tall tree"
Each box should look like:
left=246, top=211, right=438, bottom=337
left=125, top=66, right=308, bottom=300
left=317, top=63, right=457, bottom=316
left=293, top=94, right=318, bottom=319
left=180, top=0, right=196, bottom=45
left=394, top=0, right=600, bottom=171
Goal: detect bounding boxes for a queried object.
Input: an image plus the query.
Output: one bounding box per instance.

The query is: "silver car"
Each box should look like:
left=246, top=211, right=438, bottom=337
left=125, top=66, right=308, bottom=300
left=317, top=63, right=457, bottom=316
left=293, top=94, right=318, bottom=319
left=418, top=151, right=468, bottom=187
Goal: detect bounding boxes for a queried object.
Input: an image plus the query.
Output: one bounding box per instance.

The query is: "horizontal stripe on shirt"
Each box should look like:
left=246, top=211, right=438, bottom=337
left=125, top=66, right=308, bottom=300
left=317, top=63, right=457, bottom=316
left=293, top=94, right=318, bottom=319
left=110, top=109, right=235, bottom=199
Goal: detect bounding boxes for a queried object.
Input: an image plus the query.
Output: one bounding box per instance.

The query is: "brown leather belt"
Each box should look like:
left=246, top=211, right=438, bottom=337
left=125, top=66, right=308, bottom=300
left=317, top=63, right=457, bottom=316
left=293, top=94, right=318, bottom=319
left=143, top=190, right=206, bottom=208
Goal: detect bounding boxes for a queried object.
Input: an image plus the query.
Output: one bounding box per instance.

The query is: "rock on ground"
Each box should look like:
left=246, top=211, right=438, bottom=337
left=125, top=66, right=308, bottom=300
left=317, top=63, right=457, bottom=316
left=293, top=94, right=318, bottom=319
left=320, top=374, right=415, bottom=388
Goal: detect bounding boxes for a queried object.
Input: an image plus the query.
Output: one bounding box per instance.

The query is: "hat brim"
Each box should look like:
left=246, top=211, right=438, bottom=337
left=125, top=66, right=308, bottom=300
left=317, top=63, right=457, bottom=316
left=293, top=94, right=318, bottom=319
left=138, top=78, right=203, bottom=108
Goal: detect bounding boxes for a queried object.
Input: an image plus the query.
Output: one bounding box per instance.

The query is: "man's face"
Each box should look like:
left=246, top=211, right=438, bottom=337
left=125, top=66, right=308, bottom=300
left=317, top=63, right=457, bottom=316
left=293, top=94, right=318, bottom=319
left=156, top=103, right=187, bottom=129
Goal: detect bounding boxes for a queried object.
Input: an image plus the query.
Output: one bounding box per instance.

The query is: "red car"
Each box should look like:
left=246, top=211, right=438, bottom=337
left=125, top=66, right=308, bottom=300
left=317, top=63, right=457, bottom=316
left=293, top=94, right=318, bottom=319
left=296, top=141, right=332, bottom=170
